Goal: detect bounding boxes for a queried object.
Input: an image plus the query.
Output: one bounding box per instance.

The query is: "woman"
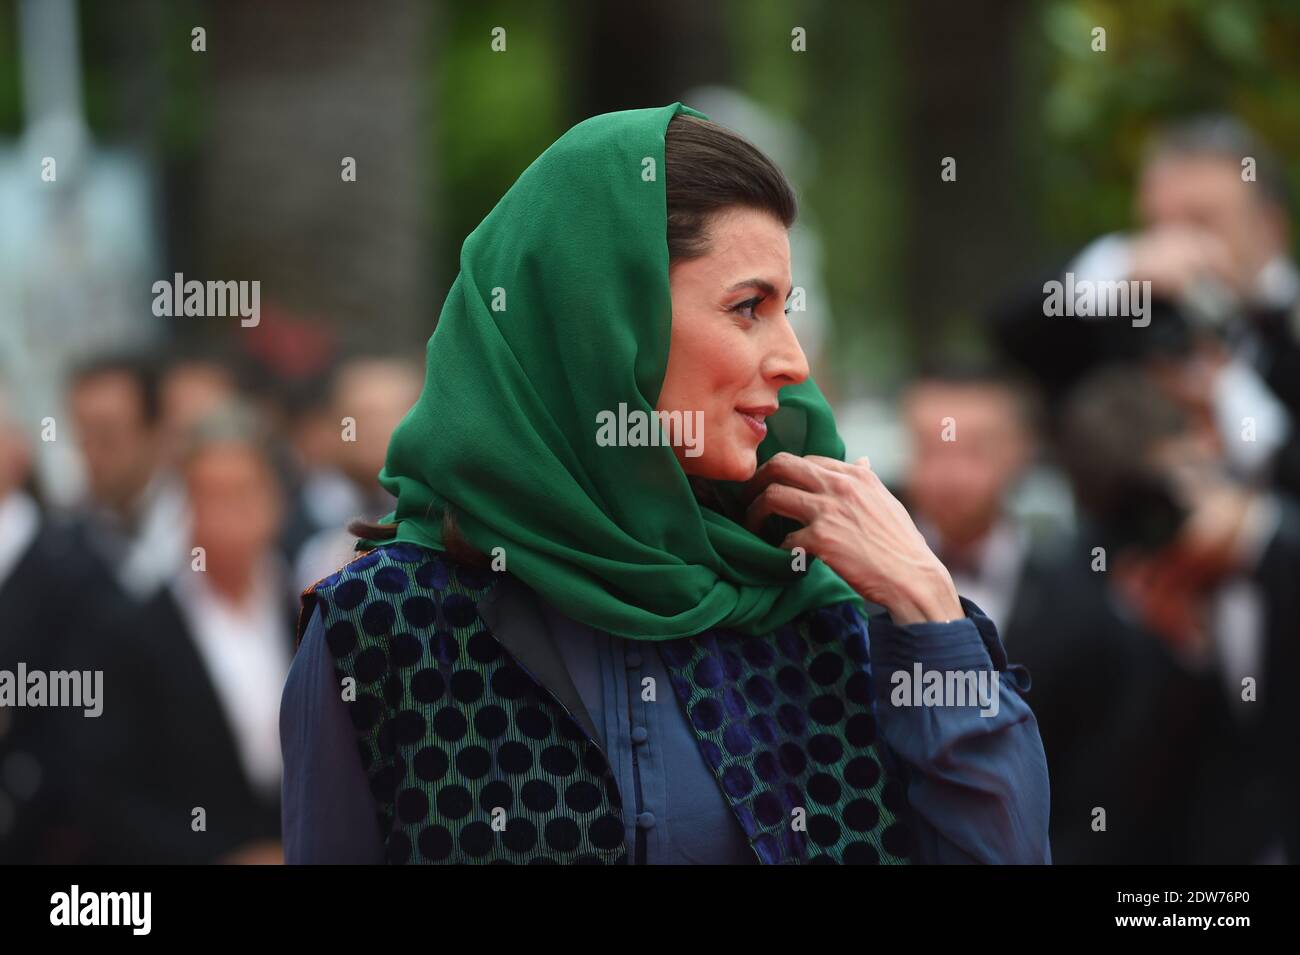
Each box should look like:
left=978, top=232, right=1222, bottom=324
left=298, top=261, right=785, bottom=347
left=280, top=103, right=1051, bottom=864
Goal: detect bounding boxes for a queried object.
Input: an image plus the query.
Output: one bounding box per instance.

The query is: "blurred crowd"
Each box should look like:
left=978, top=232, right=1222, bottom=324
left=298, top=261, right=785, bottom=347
left=0, top=336, right=421, bottom=863
left=909, top=115, right=1300, bottom=863
left=1, top=113, right=1299, bottom=864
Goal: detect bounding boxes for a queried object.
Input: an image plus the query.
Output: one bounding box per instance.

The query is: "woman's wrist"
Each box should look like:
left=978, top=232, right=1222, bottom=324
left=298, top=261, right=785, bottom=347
left=882, top=565, right=963, bottom=625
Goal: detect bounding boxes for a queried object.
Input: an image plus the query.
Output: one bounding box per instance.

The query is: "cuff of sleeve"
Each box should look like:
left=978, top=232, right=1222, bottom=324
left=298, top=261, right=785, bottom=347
left=869, top=601, right=994, bottom=671
left=869, top=596, right=1030, bottom=697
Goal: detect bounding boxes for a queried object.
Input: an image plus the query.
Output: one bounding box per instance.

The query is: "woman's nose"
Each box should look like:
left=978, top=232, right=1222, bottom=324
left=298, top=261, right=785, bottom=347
left=763, top=316, right=810, bottom=386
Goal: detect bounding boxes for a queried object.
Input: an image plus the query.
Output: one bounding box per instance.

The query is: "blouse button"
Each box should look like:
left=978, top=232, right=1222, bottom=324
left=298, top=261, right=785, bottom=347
left=631, top=725, right=648, bottom=745
left=636, top=811, right=656, bottom=830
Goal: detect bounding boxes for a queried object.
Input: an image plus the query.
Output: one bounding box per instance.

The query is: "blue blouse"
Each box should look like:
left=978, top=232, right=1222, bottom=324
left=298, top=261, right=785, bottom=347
left=280, top=592, right=1051, bottom=864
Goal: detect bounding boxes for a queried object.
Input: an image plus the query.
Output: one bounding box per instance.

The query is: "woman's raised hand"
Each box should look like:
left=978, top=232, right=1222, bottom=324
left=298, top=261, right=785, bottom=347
left=742, top=452, right=964, bottom=625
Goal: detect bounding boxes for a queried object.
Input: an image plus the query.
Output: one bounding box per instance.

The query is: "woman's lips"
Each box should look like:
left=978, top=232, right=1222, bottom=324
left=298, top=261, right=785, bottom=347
left=737, top=410, right=768, bottom=439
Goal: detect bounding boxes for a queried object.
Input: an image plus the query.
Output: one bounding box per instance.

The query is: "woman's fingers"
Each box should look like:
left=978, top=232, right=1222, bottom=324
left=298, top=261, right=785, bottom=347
left=803, top=454, right=869, bottom=475
left=739, top=451, right=826, bottom=507
left=779, top=525, right=814, bottom=558
left=744, top=481, right=820, bottom=536
left=744, top=451, right=873, bottom=504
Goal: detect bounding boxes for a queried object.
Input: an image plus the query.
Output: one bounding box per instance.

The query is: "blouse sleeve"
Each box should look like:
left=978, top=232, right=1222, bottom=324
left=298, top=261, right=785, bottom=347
left=867, top=597, right=1052, bottom=865
left=280, top=604, right=386, bottom=864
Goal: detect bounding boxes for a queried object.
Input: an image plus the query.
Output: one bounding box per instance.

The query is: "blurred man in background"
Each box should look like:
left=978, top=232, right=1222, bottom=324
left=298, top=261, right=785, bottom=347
left=0, top=378, right=84, bottom=862
left=72, top=402, right=294, bottom=864
left=276, top=366, right=348, bottom=562
left=291, top=355, right=423, bottom=590
left=1068, top=115, right=1300, bottom=494
left=159, top=352, right=241, bottom=464
left=65, top=354, right=188, bottom=603
left=899, top=364, right=1041, bottom=630
left=1044, top=365, right=1300, bottom=864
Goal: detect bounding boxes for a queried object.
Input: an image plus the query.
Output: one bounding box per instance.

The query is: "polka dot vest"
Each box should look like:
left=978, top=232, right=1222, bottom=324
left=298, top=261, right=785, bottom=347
left=300, top=542, right=913, bottom=864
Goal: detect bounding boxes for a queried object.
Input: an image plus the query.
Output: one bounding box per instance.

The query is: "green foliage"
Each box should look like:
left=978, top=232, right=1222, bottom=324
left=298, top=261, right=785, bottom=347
left=3, top=0, right=1296, bottom=371
left=0, top=0, right=23, bottom=136
left=434, top=1, right=567, bottom=276
left=727, top=0, right=906, bottom=391
left=1032, top=0, right=1300, bottom=251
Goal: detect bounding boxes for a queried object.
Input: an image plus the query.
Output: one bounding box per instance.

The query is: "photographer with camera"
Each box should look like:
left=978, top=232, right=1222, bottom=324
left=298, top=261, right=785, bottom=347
left=1067, top=115, right=1300, bottom=494
left=1039, top=364, right=1300, bottom=864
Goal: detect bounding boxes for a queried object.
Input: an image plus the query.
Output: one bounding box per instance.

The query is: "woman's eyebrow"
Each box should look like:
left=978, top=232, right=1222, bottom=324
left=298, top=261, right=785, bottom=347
left=724, top=278, right=793, bottom=300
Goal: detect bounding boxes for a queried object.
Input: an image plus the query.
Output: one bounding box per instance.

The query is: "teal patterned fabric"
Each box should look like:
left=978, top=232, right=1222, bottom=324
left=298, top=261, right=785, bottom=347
left=301, top=542, right=911, bottom=864
left=658, top=605, right=912, bottom=864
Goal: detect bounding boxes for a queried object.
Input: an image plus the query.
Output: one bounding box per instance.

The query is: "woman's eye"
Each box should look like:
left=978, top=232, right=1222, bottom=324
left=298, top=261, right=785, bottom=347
left=730, top=296, right=764, bottom=320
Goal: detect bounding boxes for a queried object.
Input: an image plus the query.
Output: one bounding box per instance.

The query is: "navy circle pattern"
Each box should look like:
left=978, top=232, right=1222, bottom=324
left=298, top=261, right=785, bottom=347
left=304, top=543, right=911, bottom=865
left=659, top=602, right=912, bottom=865
left=308, top=545, right=626, bottom=865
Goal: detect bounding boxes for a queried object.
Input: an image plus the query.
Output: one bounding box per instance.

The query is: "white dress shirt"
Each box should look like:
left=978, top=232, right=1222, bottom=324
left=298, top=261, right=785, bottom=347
left=170, top=559, right=293, bottom=799
left=0, top=491, right=39, bottom=588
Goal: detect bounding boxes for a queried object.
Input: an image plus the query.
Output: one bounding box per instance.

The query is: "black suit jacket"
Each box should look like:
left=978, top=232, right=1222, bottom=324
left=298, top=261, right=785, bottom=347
left=1002, top=535, right=1219, bottom=863
left=1003, top=504, right=1300, bottom=864
left=70, top=584, right=292, bottom=864
left=0, top=519, right=110, bottom=863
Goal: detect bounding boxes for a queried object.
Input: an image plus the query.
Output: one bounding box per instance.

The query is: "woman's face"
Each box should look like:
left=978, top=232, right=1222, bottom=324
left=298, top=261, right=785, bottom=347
left=659, top=206, right=810, bottom=482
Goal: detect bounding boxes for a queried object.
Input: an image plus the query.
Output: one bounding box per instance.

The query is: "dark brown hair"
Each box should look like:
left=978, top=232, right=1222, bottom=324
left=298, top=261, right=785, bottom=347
left=348, top=508, right=491, bottom=567
left=349, top=113, right=798, bottom=558
left=1057, top=365, right=1187, bottom=518
left=665, top=113, right=798, bottom=259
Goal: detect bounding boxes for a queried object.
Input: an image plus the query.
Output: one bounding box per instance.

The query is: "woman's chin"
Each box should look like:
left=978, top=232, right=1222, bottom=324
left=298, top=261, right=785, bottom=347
left=683, top=447, right=758, bottom=483
left=730, top=450, right=761, bottom=483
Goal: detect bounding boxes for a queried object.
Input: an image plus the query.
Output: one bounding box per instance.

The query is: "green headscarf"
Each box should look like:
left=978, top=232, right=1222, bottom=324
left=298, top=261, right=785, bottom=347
left=369, top=102, right=864, bottom=640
